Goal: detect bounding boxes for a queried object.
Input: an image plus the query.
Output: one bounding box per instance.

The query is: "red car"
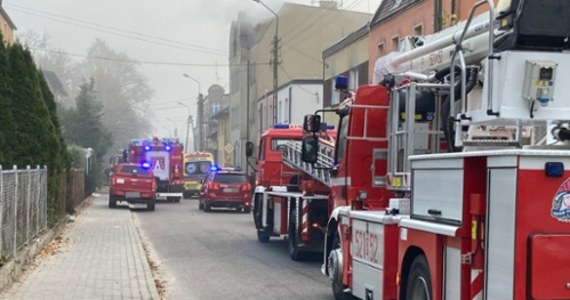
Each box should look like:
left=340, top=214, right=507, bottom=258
left=109, top=163, right=157, bottom=211
left=199, top=168, right=252, bottom=213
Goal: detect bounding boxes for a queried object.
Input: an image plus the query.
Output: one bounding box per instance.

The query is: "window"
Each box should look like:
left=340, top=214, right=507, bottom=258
left=392, top=35, right=400, bottom=52
left=271, top=139, right=292, bottom=152
left=213, top=174, right=247, bottom=183
left=349, top=69, right=359, bottom=90
left=331, top=81, right=340, bottom=105
left=414, top=24, right=423, bottom=36
left=184, top=161, right=212, bottom=177
left=118, top=165, right=152, bottom=176
left=284, top=98, right=289, bottom=123
left=258, top=139, right=266, bottom=160
left=278, top=101, right=282, bottom=123
left=377, top=42, right=385, bottom=58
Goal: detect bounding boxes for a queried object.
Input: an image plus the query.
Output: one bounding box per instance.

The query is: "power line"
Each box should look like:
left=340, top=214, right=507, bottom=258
left=6, top=4, right=227, bottom=57
left=28, top=47, right=268, bottom=67
left=284, top=0, right=365, bottom=51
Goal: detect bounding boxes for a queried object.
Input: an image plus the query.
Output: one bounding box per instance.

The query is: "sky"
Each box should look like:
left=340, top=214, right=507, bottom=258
left=3, top=0, right=381, bottom=148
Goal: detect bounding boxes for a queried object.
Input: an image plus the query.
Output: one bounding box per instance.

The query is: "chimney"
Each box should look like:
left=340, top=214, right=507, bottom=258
left=319, top=1, right=338, bottom=9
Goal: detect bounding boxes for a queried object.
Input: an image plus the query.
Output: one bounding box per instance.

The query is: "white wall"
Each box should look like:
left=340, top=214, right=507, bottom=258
left=277, top=83, right=322, bottom=125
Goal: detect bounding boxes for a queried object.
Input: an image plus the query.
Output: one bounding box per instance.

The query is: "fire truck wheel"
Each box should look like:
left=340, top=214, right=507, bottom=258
left=257, top=230, right=270, bottom=243
left=405, top=255, right=432, bottom=300
left=331, top=232, right=355, bottom=300
left=204, top=203, right=211, bottom=212
left=243, top=207, right=251, bottom=213
left=147, top=203, right=155, bottom=211
left=288, top=211, right=305, bottom=261
left=198, top=202, right=204, bottom=210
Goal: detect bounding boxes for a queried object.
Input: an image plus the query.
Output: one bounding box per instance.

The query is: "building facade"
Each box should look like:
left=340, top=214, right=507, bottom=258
left=368, top=0, right=497, bottom=80
left=0, top=1, right=16, bottom=44
left=229, top=1, right=372, bottom=175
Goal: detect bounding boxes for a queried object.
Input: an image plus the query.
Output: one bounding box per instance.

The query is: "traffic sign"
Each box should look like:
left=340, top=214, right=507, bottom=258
left=224, top=143, right=234, bottom=154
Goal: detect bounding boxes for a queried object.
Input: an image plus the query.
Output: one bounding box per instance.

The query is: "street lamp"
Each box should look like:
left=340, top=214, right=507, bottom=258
left=252, top=0, right=279, bottom=126
left=166, top=117, right=178, bottom=139
left=178, top=101, right=194, bottom=152
left=182, top=73, right=204, bottom=151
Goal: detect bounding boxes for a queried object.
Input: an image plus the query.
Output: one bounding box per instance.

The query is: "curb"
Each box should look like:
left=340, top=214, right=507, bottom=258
left=0, top=194, right=94, bottom=294
left=130, top=212, right=163, bottom=300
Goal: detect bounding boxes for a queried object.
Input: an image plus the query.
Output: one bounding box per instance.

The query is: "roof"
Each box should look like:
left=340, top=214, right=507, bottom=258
left=41, top=70, right=68, bottom=97
left=370, top=0, right=420, bottom=28
left=0, top=4, right=17, bottom=30
left=322, top=22, right=369, bottom=58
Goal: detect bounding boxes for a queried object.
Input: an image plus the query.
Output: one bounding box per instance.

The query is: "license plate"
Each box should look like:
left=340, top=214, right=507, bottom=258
left=125, top=192, right=140, bottom=198
left=223, top=188, right=238, bottom=193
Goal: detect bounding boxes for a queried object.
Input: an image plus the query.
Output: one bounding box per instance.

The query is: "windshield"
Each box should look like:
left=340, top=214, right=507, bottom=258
left=118, top=165, right=152, bottom=176
left=185, top=161, right=212, bottom=177
left=213, top=174, right=247, bottom=183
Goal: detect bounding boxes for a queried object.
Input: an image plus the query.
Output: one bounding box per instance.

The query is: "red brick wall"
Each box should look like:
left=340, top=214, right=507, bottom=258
left=368, top=0, right=498, bottom=82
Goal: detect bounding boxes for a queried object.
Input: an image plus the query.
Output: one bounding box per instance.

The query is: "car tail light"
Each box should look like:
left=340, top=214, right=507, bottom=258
left=111, top=176, right=117, bottom=185
left=208, top=182, right=220, bottom=190
left=241, top=183, right=252, bottom=192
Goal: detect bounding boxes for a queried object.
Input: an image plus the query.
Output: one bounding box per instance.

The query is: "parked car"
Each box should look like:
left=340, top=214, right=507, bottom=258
left=109, top=162, right=157, bottom=211
left=199, top=168, right=252, bottom=213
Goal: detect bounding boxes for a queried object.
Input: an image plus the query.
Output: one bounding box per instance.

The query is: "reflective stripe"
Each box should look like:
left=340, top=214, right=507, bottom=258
left=301, top=199, right=310, bottom=241
left=330, top=177, right=351, bottom=186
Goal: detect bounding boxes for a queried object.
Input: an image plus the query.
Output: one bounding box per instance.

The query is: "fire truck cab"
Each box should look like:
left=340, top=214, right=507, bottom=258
left=247, top=124, right=336, bottom=260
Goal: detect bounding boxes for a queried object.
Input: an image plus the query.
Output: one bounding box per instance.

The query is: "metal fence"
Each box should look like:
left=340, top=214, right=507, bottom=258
left=0, top=166, right=48, bottom=259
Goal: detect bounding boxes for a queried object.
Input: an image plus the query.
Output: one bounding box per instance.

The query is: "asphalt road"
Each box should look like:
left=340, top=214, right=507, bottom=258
left=133, top=197, right=333, bottom=300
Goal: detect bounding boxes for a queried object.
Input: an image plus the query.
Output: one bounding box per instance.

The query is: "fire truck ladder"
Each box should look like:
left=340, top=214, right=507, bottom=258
left=282, top=140, right=334, bottom=187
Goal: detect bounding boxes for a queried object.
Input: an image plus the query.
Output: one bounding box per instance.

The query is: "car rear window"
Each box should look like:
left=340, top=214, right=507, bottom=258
left=119, top=165, right=152, bottom=176
left=213, top=174, right=247, bottom=183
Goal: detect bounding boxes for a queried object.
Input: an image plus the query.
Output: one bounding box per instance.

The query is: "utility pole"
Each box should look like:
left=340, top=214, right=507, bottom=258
left=252, top=0, right=279, bottom=126
left=198, top=93, right=204, bottom=151
left=246, top=60, right=250, bottom=175
left=271, top=30, right=279, bottom=125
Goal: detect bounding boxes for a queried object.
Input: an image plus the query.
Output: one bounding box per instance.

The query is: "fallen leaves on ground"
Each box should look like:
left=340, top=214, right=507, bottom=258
left=36, top=236, right=72, bottom=260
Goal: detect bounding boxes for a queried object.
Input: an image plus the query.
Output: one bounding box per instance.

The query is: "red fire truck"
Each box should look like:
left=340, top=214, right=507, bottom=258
left=125, top=137, right=184, bottom=202
left=300, top=1, right=570, bottom=299
left=247, top=124, right=336, bottom=260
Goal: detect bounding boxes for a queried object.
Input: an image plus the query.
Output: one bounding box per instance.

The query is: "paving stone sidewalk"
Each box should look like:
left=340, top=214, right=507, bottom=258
left=0, top=193, right=160, bottom=300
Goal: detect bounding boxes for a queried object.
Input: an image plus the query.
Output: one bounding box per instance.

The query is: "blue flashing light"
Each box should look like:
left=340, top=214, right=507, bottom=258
left=144, top=145, right=152, bottom=151
left=141, top=161, right=152, bottom=169
left=545, top=162, right=564, bottom=177
left=274, top=123, right=290, bottom=129
left=165, top=144, right=172, bottom=152
left=210, top=164, right=221, bottom=172
left=335, top=76, right=349, bottom=90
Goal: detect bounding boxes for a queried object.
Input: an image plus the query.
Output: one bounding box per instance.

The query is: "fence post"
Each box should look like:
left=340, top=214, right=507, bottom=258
left=26, top=166, right=31, bottom=245
left=13, top=165, right=17, bottom=257
left=36, top=165, right=40, bottom=236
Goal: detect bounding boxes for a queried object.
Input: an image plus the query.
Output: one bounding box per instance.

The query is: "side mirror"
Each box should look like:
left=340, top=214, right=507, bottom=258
left=245, top=141, right=254, bottom=157
left=303, top=114, right=321, bottom=133
left=301, top=136, right=319, bottom=164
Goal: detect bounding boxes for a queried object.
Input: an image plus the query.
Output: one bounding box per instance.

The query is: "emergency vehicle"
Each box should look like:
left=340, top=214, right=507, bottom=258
left=300, top=0, right=570, bottom=299
left=125, top=137, right=184, bottom=202
left=247, top=124, right=336, bottom=261
left=183, top=152, right=214, bottom=198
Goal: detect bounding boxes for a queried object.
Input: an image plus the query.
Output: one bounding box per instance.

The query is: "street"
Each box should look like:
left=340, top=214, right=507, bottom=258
left=135, top=197, right=332, bottom=300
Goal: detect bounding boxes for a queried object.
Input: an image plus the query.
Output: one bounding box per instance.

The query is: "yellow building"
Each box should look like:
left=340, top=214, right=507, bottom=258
left=0, top=1, right=16, bottom=44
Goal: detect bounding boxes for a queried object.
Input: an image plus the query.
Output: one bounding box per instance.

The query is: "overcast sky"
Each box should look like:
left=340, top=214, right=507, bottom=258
left=4, top=0, right=381, bottom=145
